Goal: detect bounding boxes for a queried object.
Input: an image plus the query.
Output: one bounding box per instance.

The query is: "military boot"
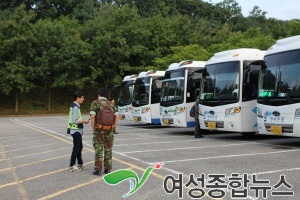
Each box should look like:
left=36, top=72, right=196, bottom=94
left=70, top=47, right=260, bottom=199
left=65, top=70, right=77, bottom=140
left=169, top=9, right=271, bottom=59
left=93, top=170, right=101, bottom=176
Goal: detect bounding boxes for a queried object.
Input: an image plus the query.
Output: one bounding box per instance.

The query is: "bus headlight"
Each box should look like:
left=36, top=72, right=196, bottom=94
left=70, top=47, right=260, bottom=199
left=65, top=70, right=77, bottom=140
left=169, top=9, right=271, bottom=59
left=174, top=107, right=185, bottom=115
left=225, top=107, right=241, bottom=116
left=142, top=107, right=150, bottom=114
left=295, top=108, right=300, bottom=118
left=257, top=108, right=263, bottom=118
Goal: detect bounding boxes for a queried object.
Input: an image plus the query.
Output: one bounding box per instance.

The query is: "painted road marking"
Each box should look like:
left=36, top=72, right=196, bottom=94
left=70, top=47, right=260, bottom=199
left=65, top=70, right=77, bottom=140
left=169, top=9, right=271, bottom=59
left=8, top=119, right=299, bottom=200
left=6, top=119, right=198, bottom=199
left=1, top=141, right=62, bottom=153
left=0, top=154, right=71, bottom=172
left=0, top=147, right=70, bottom=162
left=1, top=143, right=29, bottom=200
left=114, top=139, right=210, bottom=147
left=0, top=161, right=94, bottom=189
left=2, top=138, right=55, bottom=148
left=156, top=148, right=300, bottom=163
left=121, top=142, right=251, bottom=154
left=37, top=166, right=135, bottom=200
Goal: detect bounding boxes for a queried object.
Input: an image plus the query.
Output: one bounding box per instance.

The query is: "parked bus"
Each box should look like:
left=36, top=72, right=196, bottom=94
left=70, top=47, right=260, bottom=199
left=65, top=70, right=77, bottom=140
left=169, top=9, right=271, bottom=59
left=118, top=74, right=137, bottom=121
left=257, top=35, right=300, bottom=136
left=160, top=60, right=206, bottom=127
left=132, top=70, right=165, bottom=124
left=199, top=48, right=265, bottom=136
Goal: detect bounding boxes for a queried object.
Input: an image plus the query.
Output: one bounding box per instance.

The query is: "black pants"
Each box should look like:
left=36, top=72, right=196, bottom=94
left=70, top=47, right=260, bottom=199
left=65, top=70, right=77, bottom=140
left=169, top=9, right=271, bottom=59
left=70, top=131, right=83, bottom=166
left=195, top=118, right=201, bottom=136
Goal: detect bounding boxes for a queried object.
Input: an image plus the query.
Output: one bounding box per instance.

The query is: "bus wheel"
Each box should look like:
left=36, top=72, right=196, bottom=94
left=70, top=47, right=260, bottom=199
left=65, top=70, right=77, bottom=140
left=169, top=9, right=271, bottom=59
left=241, top=132, right=256, bottom=137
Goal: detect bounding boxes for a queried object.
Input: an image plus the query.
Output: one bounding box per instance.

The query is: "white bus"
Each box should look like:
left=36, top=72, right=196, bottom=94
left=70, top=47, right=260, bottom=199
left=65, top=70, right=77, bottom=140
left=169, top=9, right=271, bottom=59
left=257, top=35, right=300, bottom=136
left=118, top=74, right=137, bottom=121
left=199, top=48, right=265, bottom=136
left=132, top=70, right=165, bottom=124
left=160, top=60, right=206, bottom=127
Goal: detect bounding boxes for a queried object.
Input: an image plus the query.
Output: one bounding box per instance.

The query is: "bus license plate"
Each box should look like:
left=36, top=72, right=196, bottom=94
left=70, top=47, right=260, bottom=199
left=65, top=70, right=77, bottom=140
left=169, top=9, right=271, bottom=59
left=208, top=122, right=216, bottom=129
left=271, top=126, right=282, bottom=135
left=133, top=117, right=139, bottom=122
left=163, top=119, right=169, bottom=125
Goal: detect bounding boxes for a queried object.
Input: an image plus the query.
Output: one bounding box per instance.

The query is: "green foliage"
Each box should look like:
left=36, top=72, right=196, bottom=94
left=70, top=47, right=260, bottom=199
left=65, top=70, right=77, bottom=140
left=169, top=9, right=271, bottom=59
left=0, top=0, right=298, bottom=113
left=288, top=20, right=300, bottom=36
left=154, top=44, right=211, bottom=68
left=71, top=0, right=97, bottom=23
left=31, top=17, right=91, bottom=90
left=208, top=27, right=276, bottom=53
left=0, top=5, right=36, bottom=95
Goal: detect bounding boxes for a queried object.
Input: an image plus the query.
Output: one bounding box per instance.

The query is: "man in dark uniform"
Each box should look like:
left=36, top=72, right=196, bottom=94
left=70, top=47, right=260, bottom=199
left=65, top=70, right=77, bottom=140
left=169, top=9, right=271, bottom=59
left=193, top=97, right=203, bottom=138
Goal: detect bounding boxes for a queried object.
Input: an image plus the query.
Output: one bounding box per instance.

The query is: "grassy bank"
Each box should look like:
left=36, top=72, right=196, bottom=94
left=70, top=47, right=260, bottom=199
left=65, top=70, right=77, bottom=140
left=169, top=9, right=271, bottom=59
left=0, top=88, right=102, bottom=116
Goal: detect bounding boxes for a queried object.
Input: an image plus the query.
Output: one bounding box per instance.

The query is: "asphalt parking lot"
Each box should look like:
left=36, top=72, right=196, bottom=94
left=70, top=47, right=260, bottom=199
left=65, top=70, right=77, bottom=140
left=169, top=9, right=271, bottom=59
left=1, top=115, right=300, bottom=200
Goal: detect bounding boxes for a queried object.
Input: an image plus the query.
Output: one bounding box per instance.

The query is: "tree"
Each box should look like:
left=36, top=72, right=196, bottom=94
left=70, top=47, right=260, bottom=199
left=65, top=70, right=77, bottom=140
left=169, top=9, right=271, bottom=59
left=0, top=0, right=33, bottom=10
left=82, top=4, right=181, bottom=95
left=31, top=17, right=91, bottom=111
left=248, top=5, right=267, bottom=18
left=154, top=44, right=211, bottom=69
left=71, top=0, right=96, bottom=23
left=0, top=5, right=36, bottom=113
left=0, top=0, right=95, bottom=20
left=208, top=27, right=276, bottom=54
left=288, top=20, right=300, bottom=36
left=215, top=0, right=242, bottom=23
left=81, top=5, right=138, bottom=93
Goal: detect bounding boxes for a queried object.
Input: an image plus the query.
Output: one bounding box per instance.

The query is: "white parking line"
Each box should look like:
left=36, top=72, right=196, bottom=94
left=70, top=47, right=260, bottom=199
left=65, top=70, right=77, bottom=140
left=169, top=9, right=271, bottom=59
left=113, top=136, right=189, bottom=141
left=121, top=142, right=251, bottom=154
left=113, top=139, right=209, bottom=147
left=2, top=130, right=30, bottom=135
left=13, top=119, right=74, bottom=141
left=156, top=148, right=300, bottom=163
left=11, top=119, right=190, bottom=180
left=55, top=117, right=68, bottom=120
left=204, top=135, right=299, bottom=150
left=251, top=167, right=300, bottom=176
left=112, top=129, right=166, bottom=133
left=11, top=118, right=300, bottom=198
left=249, top=141, right=299, bottom=150
left=115, top=152, right=187, bottom=178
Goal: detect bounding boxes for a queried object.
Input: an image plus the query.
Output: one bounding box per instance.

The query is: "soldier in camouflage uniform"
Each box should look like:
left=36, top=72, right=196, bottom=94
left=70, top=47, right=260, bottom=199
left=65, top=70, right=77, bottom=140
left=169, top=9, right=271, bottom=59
left=90, top=88, right=117, bottom=176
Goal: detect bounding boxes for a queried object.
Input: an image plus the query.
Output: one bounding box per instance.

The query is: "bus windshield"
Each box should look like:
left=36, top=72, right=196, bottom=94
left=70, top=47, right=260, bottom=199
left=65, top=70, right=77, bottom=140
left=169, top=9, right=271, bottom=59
left=160, top=69, right=185, bottom=106
left=132, top=77, right=150, bottom=106
left=259, top=50, right=300, bottom=101
left=118, top=80, right=134, bottom=106
left=201, top=61, right=240, bottom=101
